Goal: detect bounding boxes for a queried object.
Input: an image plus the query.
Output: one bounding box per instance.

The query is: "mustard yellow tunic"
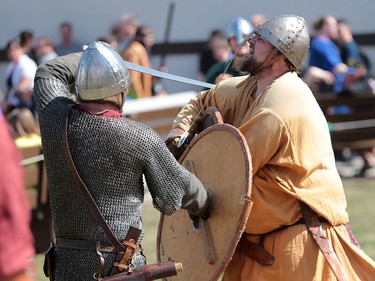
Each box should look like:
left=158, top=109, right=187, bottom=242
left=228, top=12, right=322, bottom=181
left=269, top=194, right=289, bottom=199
left=172, top=72, right=375, bottom=280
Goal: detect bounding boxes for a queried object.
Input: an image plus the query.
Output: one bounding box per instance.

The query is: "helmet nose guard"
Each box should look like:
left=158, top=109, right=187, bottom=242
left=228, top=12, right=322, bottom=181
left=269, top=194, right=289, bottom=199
left=254, top=15, right=310, bottom=70
left=76, top=41, right=130, bottom=101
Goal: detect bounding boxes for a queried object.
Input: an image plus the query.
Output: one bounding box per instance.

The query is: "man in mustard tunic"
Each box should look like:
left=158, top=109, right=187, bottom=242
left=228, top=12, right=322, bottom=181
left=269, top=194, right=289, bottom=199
left=166, top=15, right=375, bottom=280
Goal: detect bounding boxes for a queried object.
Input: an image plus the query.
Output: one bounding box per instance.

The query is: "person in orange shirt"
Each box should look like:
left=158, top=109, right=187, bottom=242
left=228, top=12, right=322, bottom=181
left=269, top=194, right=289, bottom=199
left=122, top=25, right=155, bottom=99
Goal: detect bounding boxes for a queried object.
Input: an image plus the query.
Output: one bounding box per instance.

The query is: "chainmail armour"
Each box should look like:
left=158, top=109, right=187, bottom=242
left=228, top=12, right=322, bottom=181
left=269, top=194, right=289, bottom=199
left=33, top=55, right=207, bottom=280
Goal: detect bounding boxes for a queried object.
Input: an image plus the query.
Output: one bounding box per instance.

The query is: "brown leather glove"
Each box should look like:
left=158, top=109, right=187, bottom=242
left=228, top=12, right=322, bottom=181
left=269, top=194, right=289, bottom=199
left=165, top=128, right=193, bottom=160
left=165, top=136, right=190, bottom=160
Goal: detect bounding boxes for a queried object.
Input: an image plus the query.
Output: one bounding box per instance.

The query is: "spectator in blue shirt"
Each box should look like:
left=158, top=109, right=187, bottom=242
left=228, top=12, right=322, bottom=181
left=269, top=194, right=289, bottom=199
left=307, top=15, right=365, bottom=94
left=337, top=18, right=375, bottom=93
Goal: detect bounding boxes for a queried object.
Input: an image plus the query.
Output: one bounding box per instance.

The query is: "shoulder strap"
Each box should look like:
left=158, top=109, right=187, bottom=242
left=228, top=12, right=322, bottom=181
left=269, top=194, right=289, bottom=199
left=299, top=201, right=349, bottom=281
left=61, top=104, right=124, bottom=252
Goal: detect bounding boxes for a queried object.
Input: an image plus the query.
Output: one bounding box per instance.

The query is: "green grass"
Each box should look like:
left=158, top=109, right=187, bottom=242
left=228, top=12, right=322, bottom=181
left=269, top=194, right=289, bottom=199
left=342, top=178, right=375, bottom=259
left=33, top=179, right=375, bottom=280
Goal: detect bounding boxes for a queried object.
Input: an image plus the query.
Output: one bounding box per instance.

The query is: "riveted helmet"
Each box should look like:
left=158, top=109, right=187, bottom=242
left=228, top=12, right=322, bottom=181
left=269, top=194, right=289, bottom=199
left=227, top=17, right=253, bottom=45
left=75, top=41, right=130, bottom=101
left=254, top=15, right=310, bottom=70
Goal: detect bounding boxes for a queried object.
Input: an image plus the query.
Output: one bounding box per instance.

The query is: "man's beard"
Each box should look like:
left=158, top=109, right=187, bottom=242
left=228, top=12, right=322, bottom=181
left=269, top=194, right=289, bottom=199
left=233, top=54, right=263, bottom=76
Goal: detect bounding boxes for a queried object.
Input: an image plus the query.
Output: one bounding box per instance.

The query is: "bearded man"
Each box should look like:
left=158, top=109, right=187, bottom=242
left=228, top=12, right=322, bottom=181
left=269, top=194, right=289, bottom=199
left=166, top=15, right=375, bottom=280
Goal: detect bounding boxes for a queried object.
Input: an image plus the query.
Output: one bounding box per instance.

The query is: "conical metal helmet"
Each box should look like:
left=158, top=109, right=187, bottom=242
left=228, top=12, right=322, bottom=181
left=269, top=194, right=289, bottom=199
left=76, top=41, right=130, bottom=101
left=254, top=15, right=310, bottom=70
left=227, top=17, right=253, bottom=45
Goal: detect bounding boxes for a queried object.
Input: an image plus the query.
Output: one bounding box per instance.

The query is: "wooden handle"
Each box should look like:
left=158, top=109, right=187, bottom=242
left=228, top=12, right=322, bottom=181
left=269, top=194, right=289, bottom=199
left=184, top=160, right=216, bottom=264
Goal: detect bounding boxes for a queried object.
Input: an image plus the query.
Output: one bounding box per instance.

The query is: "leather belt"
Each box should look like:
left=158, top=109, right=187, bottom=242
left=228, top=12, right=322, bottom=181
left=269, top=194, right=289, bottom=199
left=237, top=202, right=350, bottom=281
left=55, top=237, right=142, bottom=254
left=237, top=217, right=329, bottom=266
left=55, top=237, right=118, bottom=253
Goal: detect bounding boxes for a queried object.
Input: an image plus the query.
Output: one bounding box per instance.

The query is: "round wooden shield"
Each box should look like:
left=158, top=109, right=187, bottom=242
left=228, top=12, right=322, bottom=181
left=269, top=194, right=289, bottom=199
left=157, top=124, right=253, bottom=281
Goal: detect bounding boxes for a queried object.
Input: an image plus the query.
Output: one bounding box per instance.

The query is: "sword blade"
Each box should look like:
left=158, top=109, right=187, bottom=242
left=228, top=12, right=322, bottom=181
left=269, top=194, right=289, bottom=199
left=125, top=61, right=214, bottom=89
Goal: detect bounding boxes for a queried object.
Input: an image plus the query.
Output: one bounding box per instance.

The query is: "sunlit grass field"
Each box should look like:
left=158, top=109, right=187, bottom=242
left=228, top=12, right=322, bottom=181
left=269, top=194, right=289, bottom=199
left=341, top=178, right=375, bottom=259
left=33, top=178, right=375, bottom=280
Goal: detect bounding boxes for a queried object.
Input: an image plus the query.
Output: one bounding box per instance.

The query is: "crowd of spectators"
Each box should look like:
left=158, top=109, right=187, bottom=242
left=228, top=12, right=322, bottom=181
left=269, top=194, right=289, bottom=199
left=302, top=15, right=374, bottom=95
left=300, top=15, right=375, bottom=176
left=1, top=14, right=375, bottom=156
left=2, top=13, right=374, bottom=105
left=1, top=13, right=374, bottom=174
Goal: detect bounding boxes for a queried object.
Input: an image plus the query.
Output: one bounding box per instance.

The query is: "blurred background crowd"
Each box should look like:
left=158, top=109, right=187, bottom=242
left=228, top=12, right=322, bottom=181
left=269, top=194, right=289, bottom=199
left=1, top=10, right=374, bottom=173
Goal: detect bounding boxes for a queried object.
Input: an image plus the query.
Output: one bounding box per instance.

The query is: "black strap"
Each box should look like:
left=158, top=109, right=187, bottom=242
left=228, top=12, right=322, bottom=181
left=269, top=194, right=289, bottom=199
left=61, top=104, right=124, bottom=252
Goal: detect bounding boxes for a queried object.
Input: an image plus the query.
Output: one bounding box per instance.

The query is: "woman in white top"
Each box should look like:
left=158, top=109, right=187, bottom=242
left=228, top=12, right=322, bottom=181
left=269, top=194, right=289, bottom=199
left=3, top=37, right=37, bottom=115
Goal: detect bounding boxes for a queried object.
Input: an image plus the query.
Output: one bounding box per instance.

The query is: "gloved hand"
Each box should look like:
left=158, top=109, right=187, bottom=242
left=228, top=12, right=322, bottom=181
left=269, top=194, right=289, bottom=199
left=165, top=136, right=190, bottom=160
left=189, top=191, right=211, bottom=228
left=166, top=128, right=197, bottom=160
